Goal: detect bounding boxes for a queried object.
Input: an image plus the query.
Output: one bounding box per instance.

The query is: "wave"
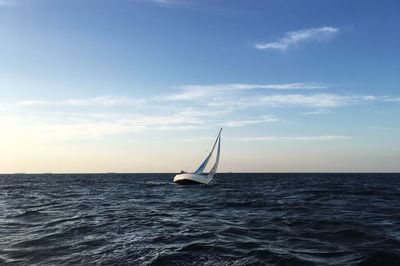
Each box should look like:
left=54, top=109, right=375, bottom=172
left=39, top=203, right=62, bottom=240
left=13, top=210, right=48, bottom=219
left=357, top=250, right=400, bottom=266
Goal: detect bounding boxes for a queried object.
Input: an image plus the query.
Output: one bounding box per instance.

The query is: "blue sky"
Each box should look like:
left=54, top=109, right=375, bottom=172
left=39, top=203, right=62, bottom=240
left=0, top=0, right=399, bottom=172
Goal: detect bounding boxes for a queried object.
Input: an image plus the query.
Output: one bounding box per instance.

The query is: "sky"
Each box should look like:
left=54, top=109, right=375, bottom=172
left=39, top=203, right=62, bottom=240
left=0, top=0, right=399, bottom=173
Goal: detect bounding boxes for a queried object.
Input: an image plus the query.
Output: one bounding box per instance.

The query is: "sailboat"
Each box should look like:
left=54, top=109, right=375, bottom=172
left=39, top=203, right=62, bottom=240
left=173, top=128, right=222, bottom=185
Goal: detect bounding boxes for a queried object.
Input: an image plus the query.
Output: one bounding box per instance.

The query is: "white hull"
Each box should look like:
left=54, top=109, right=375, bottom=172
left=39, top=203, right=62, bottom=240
left=173, top=173, right=213, bottom=185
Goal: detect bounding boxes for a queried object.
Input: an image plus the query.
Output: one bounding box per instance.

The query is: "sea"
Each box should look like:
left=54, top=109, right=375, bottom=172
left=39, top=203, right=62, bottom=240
left=0, top=173, right=399, bottom=265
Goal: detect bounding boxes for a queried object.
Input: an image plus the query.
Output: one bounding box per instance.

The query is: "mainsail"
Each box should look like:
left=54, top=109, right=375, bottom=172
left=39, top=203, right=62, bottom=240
left=194, top=128, right=222, bottom=175
left=208, top=132, right=221, bottom=177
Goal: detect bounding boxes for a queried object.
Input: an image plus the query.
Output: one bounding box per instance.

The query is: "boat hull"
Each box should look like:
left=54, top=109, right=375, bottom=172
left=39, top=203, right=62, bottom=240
left=173, top=173, right=213, bottom=185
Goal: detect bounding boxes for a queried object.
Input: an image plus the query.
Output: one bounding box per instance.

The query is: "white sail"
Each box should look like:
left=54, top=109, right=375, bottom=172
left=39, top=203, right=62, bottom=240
left=208, top=133, right=221, bottom=177
left=194, top=128, right=222, bottom=175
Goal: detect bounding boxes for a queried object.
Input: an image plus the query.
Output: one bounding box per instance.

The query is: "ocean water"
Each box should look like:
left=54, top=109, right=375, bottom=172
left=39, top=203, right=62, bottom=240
left=0, top=173, right=399, bottom=266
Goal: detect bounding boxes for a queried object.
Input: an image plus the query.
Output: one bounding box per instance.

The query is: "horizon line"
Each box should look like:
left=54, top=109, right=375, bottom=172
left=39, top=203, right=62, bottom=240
left=1, top=171, right=399, bottom=175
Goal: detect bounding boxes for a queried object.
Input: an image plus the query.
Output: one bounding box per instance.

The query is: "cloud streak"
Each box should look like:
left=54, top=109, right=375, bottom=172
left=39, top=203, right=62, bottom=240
left=383, top=96, right=400, bottom=103
left=220, top=115, right=281, bottom=127
left=255, top=26, right=340, bottom=51
left=207, top=93, right=382, bottom=109
left=20, top=92, right=379, bottom=110
left=17, top=95, right=146, bottom=107
left=301, top=109, right=334, bottom=115
left=260, top=94, right=351, bottom=107
left=1, top=100, right=281, bottom=139
left=232, top=135, right=352, bottom=142
left=4, top=81, right=399, bottom=140
left=162, top=82, right=326, bottom=101
left=183, top=135, right=352, bottom=142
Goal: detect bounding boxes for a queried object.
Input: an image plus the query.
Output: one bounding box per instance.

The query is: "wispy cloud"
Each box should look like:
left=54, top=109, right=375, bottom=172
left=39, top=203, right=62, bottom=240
left=1, top=100, right=281, bottom=139
left=255, top=26, right=340, bottom=51
left=232, top=135, right=352, bottom=142
left=22, top=92, right=361, bottom=109
left=301, top=109, right=334, bottom=115
left=383, top=96, right=400, bottom=103
left=162, top=82, right=326, bottom=101
left=220, top=115, right=281, bottom=127
left=260, top=94, right=351, bottom=107
left=4, top=81, right=399, bottom=140
left=206, top=93, right=381, bottom=110
left=116, top=112, right=208, bottom=132
left=17, top=95, right=146, bottom=107
left=181, top=82, right=326, bottom=91
left=161, top=83, right=386, bottom=110
left=0, top=112, right=205, bottom=140
left=182, top=135, right=352, bottom=142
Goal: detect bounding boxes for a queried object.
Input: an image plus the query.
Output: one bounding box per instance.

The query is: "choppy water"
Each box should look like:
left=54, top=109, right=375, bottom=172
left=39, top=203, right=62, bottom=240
left=0, top=173, right=400, bottom=265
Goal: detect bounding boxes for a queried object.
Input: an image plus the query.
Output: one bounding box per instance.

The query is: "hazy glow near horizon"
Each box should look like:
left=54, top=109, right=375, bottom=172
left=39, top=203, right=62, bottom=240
left=1, top=0, right=399, bottom=173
